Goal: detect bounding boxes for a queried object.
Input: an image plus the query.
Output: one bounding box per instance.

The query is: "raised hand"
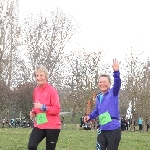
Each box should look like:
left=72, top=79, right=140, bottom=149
left=112, top=58, right=121, bottom=71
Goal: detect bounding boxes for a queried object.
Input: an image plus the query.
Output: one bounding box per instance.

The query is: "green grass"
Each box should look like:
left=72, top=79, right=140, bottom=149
left=0, top=126, right=150, bottom=150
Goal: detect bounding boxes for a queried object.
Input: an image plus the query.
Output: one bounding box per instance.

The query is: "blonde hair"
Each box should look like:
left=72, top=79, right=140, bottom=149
left=34, top=65, right=49, bottom=79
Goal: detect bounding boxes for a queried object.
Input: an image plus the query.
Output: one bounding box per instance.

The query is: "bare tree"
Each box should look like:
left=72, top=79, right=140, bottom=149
left=0, top=0, right=21, bottom=119
left=60, top=50, right=104, bottom=123
left=0, top=0, right=20, bottom=86
left=122, top=48, right=148, bottom=130
left=0, top=5, right=76, bottom=119
left=135, top=59, right=150, bottom=131
left=19, top=8, right=76, bottom=87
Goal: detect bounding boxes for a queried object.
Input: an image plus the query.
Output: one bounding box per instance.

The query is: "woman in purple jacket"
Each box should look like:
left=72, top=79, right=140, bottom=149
left=84, top=59, right=121, bottom=150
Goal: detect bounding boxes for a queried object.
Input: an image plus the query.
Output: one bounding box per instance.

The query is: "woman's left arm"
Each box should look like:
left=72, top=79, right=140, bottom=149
left=113, top=71, right=121, bottom=96
left=46, top=89, right=61, bottom=115
left=112, top=59, right=121, bottom=96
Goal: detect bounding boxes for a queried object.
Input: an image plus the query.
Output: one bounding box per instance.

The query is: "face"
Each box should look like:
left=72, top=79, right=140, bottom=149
left=98, top=77, right=111, bottom=94
left=35, top=71, right=47, bottom=87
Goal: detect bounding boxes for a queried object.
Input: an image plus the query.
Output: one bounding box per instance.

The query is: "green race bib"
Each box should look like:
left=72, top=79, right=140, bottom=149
left=99, top=111, right=112, bottom=125
left=36, top=113, right=48, bottom=125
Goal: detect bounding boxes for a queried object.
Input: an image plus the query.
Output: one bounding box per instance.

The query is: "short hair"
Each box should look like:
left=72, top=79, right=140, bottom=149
left=34, top=65, right=49, bottom=79
left=99, top=74, right=111, bottom=84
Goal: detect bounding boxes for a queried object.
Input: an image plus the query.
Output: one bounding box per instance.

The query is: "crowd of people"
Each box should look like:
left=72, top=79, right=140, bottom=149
left=120, top=117, right=130, bottom=131
left=117, top=117, right=150, bottom=132
left=1, top=117, right=34, bottom=128
left=80, top=115, right=150, bottom=133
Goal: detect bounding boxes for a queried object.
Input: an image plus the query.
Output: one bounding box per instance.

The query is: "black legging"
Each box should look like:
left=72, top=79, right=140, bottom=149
left=28, top=127, right=60, bottom=150
left=139, top=124, right=142, bottom=130
left=97, top=127, right=121, bottom=150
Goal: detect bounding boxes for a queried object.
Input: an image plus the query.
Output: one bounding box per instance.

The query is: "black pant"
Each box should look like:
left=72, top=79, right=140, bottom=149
left=97, top=127, right=121, bottom=150
left=147, top=124, right=149, bottom=132
left=139, top=124, right=142, bottom=130
left=28, top=127, right=60, bottom=150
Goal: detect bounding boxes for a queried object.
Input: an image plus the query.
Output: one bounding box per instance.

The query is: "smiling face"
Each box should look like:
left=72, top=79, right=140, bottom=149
left=98, top=75, right=111, bottom=94
left=34, top=65, right=49, bottom=87
left=35, top=71, right=47, bottom=87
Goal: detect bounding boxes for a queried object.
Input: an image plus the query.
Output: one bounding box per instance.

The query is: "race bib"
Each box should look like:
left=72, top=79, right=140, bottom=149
left=36, top=113, right=48, bottom=125
left=99, top=111, right=112, bottom=125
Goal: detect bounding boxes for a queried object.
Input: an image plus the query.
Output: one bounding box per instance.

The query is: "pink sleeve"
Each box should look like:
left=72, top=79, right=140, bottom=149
left=46, top=88, right=61, bottom=115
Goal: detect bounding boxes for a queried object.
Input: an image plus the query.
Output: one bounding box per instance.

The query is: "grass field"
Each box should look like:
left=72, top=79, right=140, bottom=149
left=0, top=125, right=150, bottom=150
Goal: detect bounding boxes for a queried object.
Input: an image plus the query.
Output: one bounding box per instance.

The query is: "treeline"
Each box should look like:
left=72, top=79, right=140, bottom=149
left=0, top=1, right=150, bottom=130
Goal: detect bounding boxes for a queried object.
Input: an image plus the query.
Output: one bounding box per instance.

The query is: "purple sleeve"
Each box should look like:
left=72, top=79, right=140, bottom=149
left=88, top=100, right=99, bottom=120
left=113, top=71, right=121, bottom=96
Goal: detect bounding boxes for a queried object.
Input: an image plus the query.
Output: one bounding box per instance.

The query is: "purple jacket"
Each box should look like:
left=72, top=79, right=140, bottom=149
left=89, top=71, right=121, bottom=130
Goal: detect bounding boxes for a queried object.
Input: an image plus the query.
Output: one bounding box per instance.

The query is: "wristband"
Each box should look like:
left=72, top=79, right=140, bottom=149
left=41, top=104, right=47, bottom=111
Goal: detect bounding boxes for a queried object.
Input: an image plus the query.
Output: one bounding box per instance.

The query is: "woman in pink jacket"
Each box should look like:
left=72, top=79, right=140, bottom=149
left=28, top=65, right=61, bottom=150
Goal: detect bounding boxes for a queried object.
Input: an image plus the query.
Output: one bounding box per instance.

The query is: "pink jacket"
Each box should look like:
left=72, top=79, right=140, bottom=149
left=32, top=82, right=61, bottom=129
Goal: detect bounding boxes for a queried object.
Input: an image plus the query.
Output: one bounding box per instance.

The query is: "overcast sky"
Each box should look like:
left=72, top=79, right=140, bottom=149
left=19, top=0, right=150, bottom=63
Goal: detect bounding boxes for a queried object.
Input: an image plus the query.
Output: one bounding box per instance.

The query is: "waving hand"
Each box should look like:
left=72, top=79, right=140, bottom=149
left=112, top=58, right=121, bottom=71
